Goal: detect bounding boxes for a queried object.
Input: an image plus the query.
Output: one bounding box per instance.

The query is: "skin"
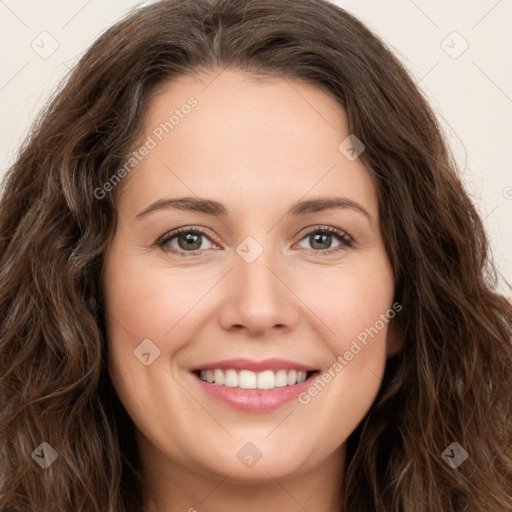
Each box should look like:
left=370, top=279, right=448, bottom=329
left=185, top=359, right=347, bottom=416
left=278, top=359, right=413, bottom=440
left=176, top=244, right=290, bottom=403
left=102, top=68, right=402, bottom=512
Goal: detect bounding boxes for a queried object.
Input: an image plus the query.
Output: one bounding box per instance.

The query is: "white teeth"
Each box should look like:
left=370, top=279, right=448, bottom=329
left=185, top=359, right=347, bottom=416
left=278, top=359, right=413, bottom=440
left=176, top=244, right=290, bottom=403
left=239, top=369, right=257, bottom=389
left=224, top=369, right=238, bottom=387
left=257, top=370, right=275, bottom=389
left=275, top=369, right=288, bottom=387
left=198, top=368, right=311, bottom=389
left=213, top=369, right=224, bottom=385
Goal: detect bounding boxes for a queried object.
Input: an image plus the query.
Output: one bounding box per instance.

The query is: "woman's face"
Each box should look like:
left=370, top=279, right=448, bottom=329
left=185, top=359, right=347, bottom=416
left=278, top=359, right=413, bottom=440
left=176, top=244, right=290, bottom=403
left=103, top=69, right=400, bottom=484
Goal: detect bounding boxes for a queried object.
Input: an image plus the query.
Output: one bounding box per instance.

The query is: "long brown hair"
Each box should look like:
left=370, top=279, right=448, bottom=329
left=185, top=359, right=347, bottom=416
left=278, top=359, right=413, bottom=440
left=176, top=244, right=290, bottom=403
left=1, top=1, right=511, bottom=510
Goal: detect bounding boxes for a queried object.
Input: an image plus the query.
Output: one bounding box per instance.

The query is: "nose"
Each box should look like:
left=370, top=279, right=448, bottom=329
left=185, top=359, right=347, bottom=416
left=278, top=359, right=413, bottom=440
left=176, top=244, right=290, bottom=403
left=218, top=245, right=300, bottom=337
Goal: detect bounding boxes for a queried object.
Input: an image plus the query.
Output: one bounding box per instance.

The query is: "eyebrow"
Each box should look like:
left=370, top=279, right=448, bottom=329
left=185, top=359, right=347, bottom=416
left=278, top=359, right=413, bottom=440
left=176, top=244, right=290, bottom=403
left=135, top=196, right=372, bottom=223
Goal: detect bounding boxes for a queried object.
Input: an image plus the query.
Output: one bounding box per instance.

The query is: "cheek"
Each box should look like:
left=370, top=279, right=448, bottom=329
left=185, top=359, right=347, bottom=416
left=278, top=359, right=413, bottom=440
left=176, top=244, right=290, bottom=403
left=103, top=245, right=200, bottom=345
left=293, top=257, right=394, bottom=352
left=102, top=245, right=204, bottom=448
left=102, top=239, right=223, bottom=395
left=294, top=268, right=394, bottom=456
left=293, top=256, right=394, bottom=408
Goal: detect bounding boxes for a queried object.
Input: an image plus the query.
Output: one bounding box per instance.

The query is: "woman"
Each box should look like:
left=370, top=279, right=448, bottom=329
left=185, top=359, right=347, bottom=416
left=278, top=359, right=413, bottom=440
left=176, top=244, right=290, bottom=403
left=1, top=0, right=511, bottom=511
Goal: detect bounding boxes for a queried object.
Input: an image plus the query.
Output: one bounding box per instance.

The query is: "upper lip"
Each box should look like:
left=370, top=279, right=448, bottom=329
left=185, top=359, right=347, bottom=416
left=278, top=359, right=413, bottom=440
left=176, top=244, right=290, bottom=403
left=189, top=358, right=317, bottom=373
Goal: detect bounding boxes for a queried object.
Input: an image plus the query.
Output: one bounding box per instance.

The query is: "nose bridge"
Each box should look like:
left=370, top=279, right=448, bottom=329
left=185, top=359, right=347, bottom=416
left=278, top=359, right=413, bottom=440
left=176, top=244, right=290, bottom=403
left=235, top=234, right=283, bottom=304
left=218, top=233, right=299, bottom=335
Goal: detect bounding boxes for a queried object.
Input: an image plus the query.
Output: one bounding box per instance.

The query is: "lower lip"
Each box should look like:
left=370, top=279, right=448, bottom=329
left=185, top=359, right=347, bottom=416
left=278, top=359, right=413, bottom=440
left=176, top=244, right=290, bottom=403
left=192, top=372, right=318, bottom=411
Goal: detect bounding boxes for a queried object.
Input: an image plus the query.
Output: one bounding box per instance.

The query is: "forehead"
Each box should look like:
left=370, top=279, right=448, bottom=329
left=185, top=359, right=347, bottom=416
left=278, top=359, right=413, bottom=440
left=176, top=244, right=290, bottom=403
left=117, top=69, right=378, bottom=220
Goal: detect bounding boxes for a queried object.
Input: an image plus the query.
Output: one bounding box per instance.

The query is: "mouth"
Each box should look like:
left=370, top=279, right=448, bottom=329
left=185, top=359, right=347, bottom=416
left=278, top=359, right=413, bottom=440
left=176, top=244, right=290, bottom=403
left=192, top=368, right=319, bottom=390
left=188, top=358, right=321, bottom=411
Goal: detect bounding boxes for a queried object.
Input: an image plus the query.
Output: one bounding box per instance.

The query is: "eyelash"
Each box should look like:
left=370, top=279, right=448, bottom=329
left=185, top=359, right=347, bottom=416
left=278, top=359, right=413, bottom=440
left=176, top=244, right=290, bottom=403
left=156, top=225, right=354, bottom=257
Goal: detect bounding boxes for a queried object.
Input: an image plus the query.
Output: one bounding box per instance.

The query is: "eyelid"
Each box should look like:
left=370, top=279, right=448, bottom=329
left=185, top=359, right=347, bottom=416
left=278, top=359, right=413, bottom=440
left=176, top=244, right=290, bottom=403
left=296, top=224, right=352, bottom=241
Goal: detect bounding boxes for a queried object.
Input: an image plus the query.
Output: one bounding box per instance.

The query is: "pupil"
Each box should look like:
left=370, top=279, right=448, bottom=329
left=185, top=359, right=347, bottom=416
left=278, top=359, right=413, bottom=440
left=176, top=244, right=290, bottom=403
left=179, top=233, right=201, bottom=250
left=311, top=233, right=331, bottom=249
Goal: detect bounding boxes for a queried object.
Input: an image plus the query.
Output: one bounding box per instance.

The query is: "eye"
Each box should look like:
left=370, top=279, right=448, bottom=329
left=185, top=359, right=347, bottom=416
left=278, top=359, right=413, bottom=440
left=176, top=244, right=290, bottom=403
left=295, top=226, right=353, bottom=255
left=157, top=226, right=217, bottom=255
left=156, top=225, right=353, bottom=257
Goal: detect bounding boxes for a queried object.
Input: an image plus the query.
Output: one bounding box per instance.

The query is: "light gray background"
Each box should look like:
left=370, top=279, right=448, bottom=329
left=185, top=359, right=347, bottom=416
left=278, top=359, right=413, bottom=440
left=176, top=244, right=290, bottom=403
left=0, top=0, right=510, bottom=294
